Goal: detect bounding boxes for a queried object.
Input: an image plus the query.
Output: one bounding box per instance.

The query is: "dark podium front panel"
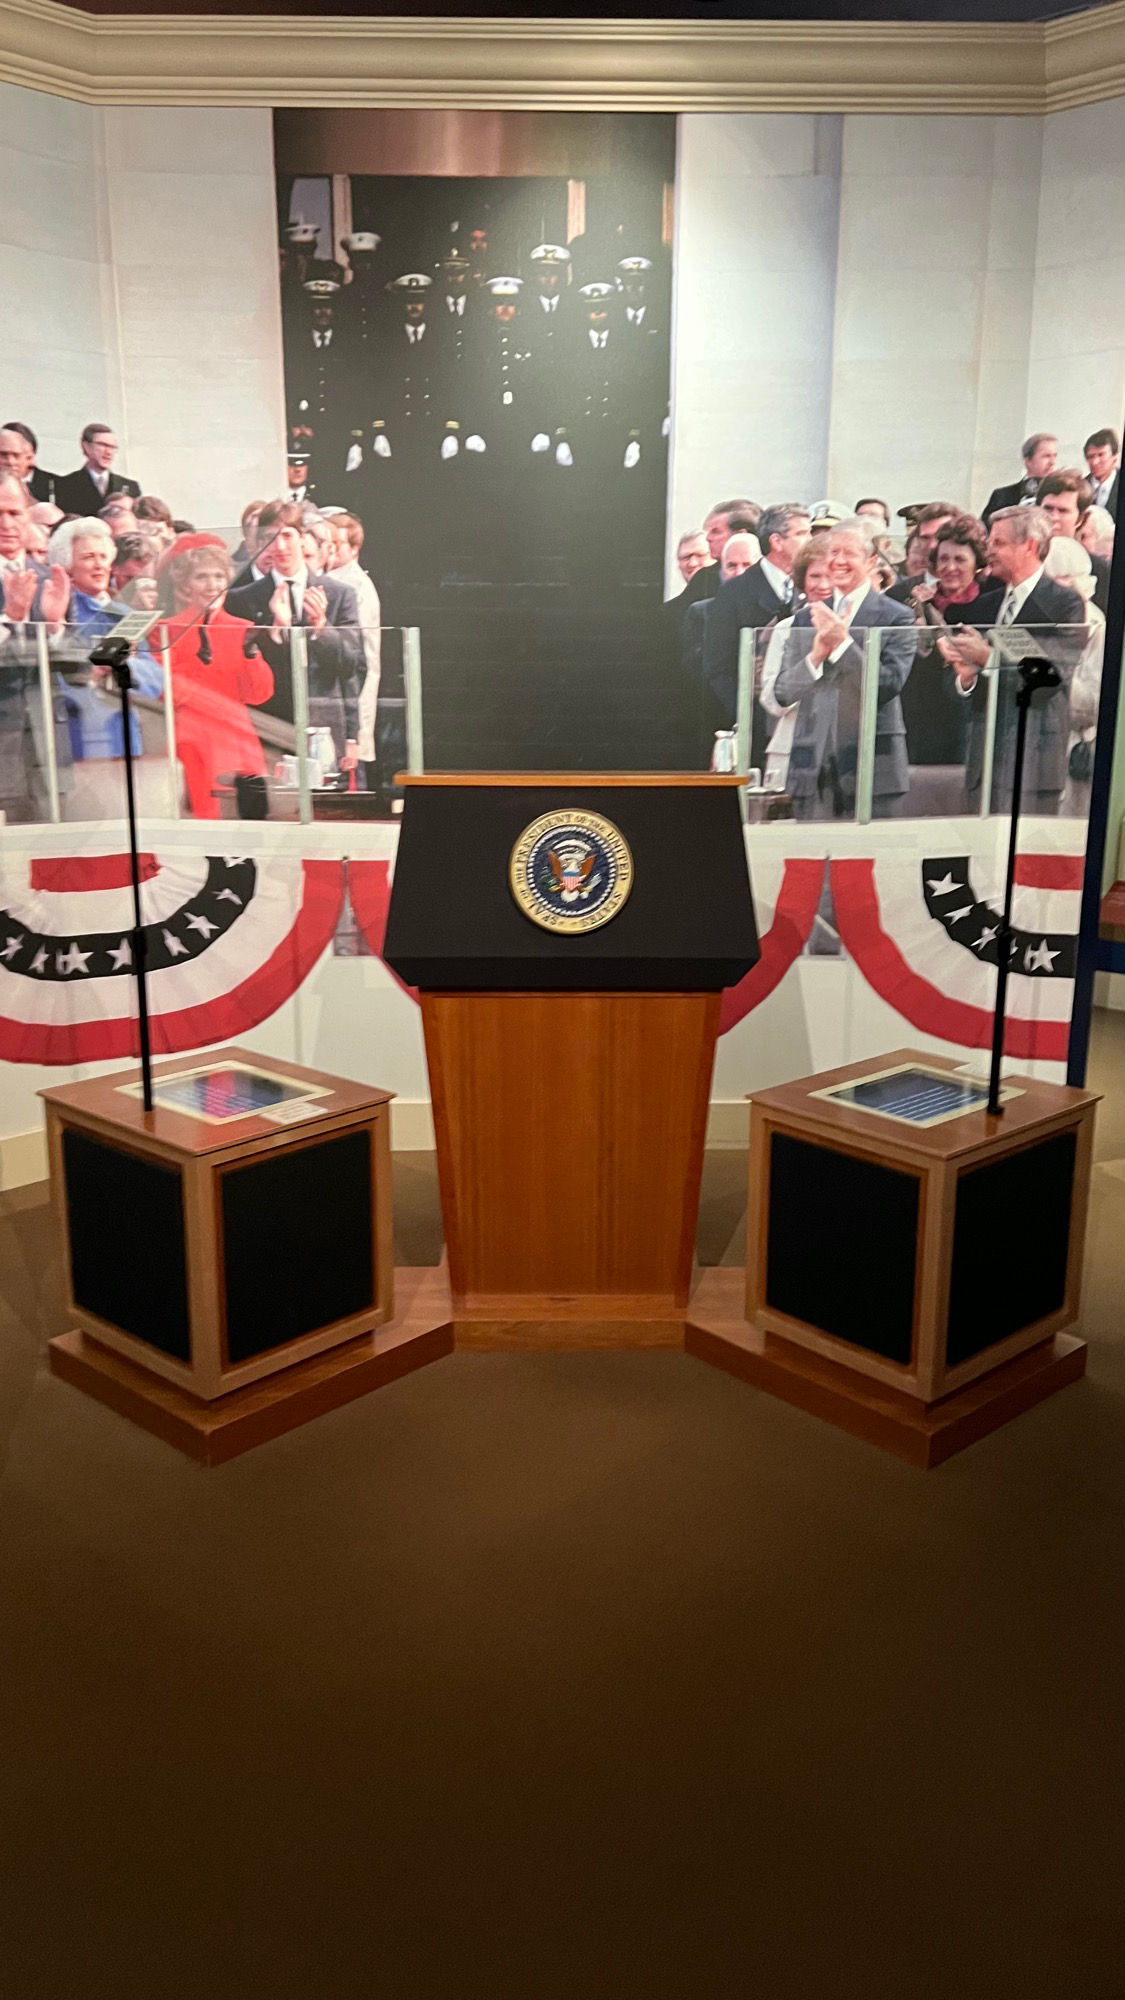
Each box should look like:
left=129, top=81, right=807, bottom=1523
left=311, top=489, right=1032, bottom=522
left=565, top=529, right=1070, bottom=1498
left=219, top=1128, right=375, bottom=1363
left=384, top=780, right=759, bottom=991
left=766, top=1131, right=919, bottom=1365
left=946, top=1130, right=1076, bottom=1367
left=62, top=1127, right=191, bottom=1362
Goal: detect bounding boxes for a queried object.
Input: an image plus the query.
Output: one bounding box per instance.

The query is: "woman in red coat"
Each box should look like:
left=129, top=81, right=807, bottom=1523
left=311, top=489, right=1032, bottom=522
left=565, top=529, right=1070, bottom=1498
left=156, top=534, right=274, bottom=819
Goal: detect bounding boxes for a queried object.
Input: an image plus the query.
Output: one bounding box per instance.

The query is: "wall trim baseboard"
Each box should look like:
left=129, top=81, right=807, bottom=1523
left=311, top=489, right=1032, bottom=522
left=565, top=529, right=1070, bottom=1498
left=0, top=1125, right=48, bottom=1193
left=1, top=1, right=1124, bottom=114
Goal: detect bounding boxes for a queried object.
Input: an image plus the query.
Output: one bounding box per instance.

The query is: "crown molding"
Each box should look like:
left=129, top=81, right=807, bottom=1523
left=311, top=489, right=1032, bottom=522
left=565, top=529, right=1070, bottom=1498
left=0, top=0, right=1121, bottom=115
left=1045, top=0, right=1125, bottom=109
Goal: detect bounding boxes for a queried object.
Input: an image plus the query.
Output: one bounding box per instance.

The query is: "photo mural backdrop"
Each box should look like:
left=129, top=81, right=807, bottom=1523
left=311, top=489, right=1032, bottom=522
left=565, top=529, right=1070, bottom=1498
left=0, top=100, right=1116, bottom=1135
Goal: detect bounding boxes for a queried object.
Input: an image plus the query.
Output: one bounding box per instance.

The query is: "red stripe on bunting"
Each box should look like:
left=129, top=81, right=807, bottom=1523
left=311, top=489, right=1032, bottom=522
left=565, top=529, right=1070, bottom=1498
left=30, top=854, right=161, bottom=892
left=830, top=857, right=1069, bottom=1061
left=718, top=857, right=825, bottom=1034
left=0, top=860, right=344, bottom=1064
left=347, top=859, right=419, bottom=1003
left=1012, top=854, right=1084, bottom=892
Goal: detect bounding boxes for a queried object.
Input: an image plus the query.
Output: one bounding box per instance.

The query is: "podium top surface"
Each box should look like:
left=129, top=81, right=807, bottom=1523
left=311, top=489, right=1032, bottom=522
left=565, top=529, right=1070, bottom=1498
left=396, top=772, right=747, bottom=788
left=384, top=775, right=759, bottom=992
left=751, top=1048, right=1099, bottom=1162
left=40, top=1044, right=392, bottom=1158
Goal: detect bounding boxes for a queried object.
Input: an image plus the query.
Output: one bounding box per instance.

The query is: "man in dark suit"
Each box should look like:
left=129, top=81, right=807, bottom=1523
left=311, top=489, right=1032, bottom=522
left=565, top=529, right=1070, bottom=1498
left=981, top=431, right=1057, bottom=526
left=55, top=424, right=140, bottom=518
left=774, top=515, right=916, bottom=819
left=0, top=423, right=58, bottom=504
left=936, top=505, right=1085, bottom=816
left=226, top=498, right=363, bottom=767
left=1084, top=427, right=1120, bottom=521
left=703, top=503, right=811, bottom=757
left=1037, top=470, right=1111, bottom=614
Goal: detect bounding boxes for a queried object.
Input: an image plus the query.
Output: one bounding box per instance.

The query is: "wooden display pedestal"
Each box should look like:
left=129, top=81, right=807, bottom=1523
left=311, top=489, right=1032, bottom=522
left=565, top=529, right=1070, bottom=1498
left=42, top=1047, right=452, bottom=1460
left=686, top=1049, right=1097, bottom=1466
left=49, top=1268, right=454, bottom=1466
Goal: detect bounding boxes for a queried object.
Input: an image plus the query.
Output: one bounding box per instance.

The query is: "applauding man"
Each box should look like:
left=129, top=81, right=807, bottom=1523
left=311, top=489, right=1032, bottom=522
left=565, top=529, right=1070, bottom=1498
left=226, top=498, right=362, bottom=770
left=774, top=516, right=916, bottom=820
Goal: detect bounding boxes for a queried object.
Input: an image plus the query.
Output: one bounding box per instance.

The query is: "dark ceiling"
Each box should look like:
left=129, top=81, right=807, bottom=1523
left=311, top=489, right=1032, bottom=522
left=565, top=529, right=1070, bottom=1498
left=58, top=0, right=1100, bottom=19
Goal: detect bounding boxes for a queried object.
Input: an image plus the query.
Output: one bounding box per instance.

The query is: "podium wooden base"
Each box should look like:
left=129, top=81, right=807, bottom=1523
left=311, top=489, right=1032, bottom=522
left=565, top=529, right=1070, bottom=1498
left=453, top=1304, right=685, bottom=1351
left=686, top=1268, right=1086, bottom=1468
left=48, top=1266, right=454, bottom=1466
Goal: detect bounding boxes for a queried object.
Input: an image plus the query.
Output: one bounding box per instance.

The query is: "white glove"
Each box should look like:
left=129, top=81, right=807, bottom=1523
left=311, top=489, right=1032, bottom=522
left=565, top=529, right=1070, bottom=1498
left=661, top=413, right=671, bottom=438
left=555, top=441, right=573, bottom=468
left=345, top=443, right=362, bottom=473
left=531, top=433, right=550, bottom=454
left=466, top=434, right=486, bottom=454
left=373, top=434, right=392, bottom=460
left=624, top=440, right=640, bottom=470
left=441, top=435, right=459, bottom=460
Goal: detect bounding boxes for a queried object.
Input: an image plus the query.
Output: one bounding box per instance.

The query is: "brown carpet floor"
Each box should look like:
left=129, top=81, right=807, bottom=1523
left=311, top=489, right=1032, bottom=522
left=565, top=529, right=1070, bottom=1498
left=2, top=1021, right=1124, bottom=2000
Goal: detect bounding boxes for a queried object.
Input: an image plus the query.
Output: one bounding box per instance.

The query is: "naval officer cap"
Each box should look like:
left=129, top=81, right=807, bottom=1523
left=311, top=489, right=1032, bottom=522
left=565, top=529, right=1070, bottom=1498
left=617, top=256, right=653, bottom=275
left=440, top=245, right=472, bottom=271
left=303, top=262, right=344, bottom=297
left=486, top=276, right=524, bottom=296
left=578, top=281, right=615, bottom=300
left=387, top=272, right=434, bottom=294
left=529, top=244, right=571, bottom=267
left=342, top=231, right=381, bottom=253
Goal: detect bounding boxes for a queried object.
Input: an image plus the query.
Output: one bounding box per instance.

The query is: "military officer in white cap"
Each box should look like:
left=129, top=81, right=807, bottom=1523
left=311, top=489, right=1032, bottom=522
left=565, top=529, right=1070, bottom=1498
left=524, top=244, right=575, bottom=468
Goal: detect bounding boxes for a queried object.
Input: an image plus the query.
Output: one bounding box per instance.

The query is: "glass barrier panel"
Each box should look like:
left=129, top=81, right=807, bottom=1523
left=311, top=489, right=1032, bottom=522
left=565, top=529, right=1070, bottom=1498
left=0, top=623, right=58, bottom=824
left=32, top=621, right=175, bottom=823
left=877, top=618, right=1098, bottom=823
left=138, top=619, right=413, bottom=826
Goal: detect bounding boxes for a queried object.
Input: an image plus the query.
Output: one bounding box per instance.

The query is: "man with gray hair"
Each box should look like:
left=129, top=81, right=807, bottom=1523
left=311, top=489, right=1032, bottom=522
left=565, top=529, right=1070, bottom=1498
left=774, top=515, right=915, bottom=819
left=981, top=431, right=1058, bottom=526
left=702, top=502, right=811, bottom=760
left=937, top=505, right=1085, bottom=814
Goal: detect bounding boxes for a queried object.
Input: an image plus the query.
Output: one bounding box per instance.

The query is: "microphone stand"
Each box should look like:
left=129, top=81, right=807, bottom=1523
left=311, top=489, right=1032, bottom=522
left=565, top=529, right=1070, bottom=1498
left=79, top=525, right=294, bottom=1114
left=88, top=634, right=154, bottom=1112
left=987, top=654, right=1062, bottom=1117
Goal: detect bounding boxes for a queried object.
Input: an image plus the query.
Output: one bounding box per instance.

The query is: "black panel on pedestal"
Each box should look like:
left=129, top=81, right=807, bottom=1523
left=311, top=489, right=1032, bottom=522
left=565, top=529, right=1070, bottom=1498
left=766, top=1132, right=919, bottom=1365
left=62, top=1127, right=190, bottom=1361
left=220, top=1128, right=374, bottom=1362
left=947, top=1131, right=1076, bottom=1366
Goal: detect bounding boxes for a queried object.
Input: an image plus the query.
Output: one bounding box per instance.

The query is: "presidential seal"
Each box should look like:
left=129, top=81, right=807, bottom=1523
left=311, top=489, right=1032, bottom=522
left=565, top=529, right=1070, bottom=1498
left=509, top=810, right=633, bottom=934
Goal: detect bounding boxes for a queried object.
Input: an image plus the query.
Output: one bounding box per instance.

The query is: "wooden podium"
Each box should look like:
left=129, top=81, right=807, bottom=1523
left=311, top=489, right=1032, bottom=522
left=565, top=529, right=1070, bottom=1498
left=384, top=774, right=760, bottom=1345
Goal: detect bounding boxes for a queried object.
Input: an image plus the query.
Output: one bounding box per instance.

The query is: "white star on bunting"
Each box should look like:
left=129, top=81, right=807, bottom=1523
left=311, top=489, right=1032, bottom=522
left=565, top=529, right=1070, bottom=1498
left=185, top=913, right=218, bottom=939
left=925, top=872, right=959, bottom=896
left=0, top=936, right=21, bottom=962
left=107, top=938, right=132, bottom=970
left=162, top=929, right=189, bottom=959
left=1025, top=938, right=1059, bottom=973
left=57, top=941, right=92, bottom=976
left=972, top=924, right=999, bottom=951
left=29, top=946, right=47, bottom=975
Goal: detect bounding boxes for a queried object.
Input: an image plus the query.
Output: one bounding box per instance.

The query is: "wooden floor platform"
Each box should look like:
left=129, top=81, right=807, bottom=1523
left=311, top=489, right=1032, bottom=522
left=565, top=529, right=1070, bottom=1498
left=48, top=1266, right=454, bottom=1467
left=685, top=1268, right=1087, bottom=1468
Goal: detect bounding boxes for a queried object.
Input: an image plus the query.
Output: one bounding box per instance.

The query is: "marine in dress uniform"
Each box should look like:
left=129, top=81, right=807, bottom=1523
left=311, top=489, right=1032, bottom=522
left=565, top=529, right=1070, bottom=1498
left=614, top=254, right=670, bottom=589
left=521, top=244, right=575, bottom=583
left=432, top=246, right=489, bottom=579
left=286, top=268, right=347, bottom=498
